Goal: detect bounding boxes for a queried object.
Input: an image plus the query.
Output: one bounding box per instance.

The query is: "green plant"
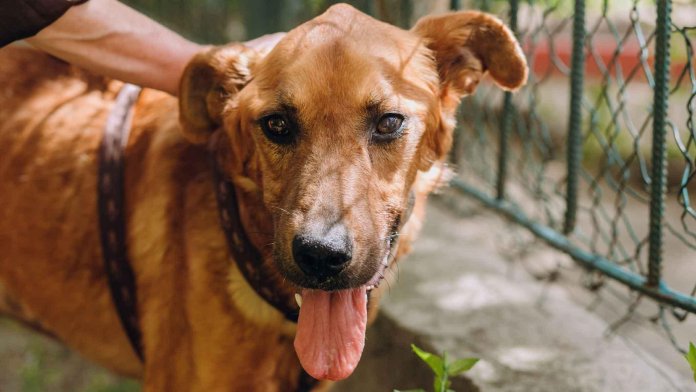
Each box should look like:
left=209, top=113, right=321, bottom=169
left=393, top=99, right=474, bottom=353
left=685, top=342, right=696, bottom=383
left=395, top=344, right=479, bottom=392
left=20, top=342, right=58, bottom=392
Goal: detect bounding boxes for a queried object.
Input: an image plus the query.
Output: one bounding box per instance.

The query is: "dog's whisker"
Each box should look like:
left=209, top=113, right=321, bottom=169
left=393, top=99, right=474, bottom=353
left=393, top=261, right=401, bottom=285
left=379, top=269, right=393, bottom=294
left=271, top=206, right=292, bottom=216
left=377, top=232, right=401, bottom=242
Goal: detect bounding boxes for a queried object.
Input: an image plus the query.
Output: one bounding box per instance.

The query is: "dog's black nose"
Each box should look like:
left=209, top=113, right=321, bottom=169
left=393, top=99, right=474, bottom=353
left=292, top=224, right=352, bottom=281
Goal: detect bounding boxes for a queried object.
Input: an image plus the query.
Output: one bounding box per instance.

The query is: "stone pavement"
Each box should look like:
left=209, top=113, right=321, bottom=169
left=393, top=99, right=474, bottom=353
left=336, top=197, right=693, bottom=392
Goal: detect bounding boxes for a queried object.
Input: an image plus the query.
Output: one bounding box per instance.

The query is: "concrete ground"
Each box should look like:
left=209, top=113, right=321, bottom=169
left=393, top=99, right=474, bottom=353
left=0, top=194, right=694, bottom=391
left=336, top=194, right=694, bottom=392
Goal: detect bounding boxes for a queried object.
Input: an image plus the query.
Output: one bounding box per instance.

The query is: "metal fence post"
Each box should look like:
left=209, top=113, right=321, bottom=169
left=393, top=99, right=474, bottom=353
left=495, top=0, right=519, bottom=200
left=647, top=0, right=672, bottom=288
left=563, top=0, right=586, bottom=234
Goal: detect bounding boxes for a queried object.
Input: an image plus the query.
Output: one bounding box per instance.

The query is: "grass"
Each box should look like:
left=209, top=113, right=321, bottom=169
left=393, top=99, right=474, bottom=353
left=0, top=318, right=140, bottom=392
left=685, top=342, right=696, bottom=383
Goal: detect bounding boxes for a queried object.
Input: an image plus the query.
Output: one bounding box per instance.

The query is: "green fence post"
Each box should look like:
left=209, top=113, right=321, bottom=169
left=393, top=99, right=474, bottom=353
left=495, top=0, right=519, bottom=200
left=647, top=0, right=672, bottom=288
left=563, top=0, right=586, bottom=234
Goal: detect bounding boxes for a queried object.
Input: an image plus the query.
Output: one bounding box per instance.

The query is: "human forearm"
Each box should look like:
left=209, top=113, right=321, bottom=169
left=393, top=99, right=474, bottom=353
left=26, top=0, right=203, bottom=96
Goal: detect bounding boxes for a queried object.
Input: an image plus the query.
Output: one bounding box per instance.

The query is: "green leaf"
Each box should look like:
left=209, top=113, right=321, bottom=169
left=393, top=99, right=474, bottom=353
left=448, top=358, right=480, bottom=375
left=685, top=342, right=696, bottom=383
left=433, top=375, right=452, bottom=392
left=393, top=390, right=426, bottom=392
left=411, top=344, right=445, bottom=377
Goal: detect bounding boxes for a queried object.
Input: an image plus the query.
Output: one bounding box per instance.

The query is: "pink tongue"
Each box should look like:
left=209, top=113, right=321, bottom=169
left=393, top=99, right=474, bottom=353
left=294, top=287, right=367, bottom=381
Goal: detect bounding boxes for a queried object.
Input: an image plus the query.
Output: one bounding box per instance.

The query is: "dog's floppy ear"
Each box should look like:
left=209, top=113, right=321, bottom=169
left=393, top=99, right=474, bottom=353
left=412, top=11, right=527, bottom=109
left=179, top=44, right=256, bottom=144
left=412, top=11, right=527, bottom=167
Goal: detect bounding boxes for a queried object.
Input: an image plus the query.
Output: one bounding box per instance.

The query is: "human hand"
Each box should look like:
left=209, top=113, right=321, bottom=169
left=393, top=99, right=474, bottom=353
left=26, top=0, right=202, bottom=96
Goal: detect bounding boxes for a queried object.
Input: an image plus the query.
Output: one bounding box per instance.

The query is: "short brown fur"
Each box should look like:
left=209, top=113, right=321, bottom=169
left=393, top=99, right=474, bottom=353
left=0, top=4, right=526, bottom=391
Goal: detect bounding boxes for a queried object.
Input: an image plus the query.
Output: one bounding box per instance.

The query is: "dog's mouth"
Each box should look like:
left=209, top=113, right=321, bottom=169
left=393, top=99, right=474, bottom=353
left=293, top=228, right=397, bottom=381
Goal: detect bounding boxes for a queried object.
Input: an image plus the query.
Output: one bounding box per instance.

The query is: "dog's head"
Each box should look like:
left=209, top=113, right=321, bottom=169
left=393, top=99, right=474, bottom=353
left=179, top=4, right=525, bottom=292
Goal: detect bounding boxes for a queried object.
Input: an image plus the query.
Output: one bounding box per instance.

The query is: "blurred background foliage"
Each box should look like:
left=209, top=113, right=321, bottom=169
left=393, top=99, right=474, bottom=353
left=120, top=0, right=420, bottom=43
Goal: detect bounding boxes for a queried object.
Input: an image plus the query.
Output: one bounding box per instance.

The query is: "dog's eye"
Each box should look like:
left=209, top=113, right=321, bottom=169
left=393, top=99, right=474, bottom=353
left=260, top=114, right=294, bottom=144
left=377, top=115, right=402, bottom=134
left=265, top=116, right=288, bottom=135
left=373, top=114, right=404, bottom=142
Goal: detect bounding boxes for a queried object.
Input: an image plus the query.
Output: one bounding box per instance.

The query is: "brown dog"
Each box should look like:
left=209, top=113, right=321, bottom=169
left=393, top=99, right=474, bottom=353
left=0, top=4, right=526, bottom=391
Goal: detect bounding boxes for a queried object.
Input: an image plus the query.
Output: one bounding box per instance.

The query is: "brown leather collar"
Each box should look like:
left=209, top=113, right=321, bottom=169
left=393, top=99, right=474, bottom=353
left=97, top=83, right=144, bottom=360
left=208, top=131, right=301, bottom=322
left=98, top=84, right=415, bottom=374
left=96, top=85, right=301, bottom=361
left=98, top=85, right=317, bottom=389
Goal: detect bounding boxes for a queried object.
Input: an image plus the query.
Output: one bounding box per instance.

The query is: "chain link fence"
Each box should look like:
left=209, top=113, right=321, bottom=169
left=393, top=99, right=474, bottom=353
left=451, top=0, right=696, bottom=353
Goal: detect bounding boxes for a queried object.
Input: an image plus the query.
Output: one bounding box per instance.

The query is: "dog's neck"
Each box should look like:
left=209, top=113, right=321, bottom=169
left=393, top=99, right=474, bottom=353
left=209, top=132, right=299, bottom=328
left=212, top=133, right=274, bottom=259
